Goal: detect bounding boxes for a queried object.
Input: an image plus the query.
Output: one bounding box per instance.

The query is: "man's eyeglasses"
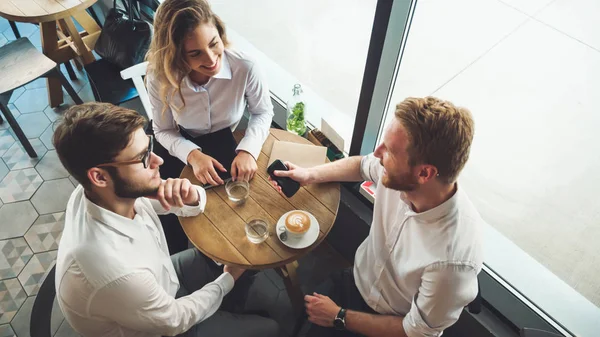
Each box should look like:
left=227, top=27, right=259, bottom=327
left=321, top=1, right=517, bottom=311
left=97, top=135, right=154, bottom=169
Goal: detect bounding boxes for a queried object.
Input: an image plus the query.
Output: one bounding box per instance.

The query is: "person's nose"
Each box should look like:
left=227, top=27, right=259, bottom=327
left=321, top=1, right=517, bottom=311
left=149, top=152, right=163, bottom=168
left=373, top=144, right=384, bottom=159
left=204, top=49, right=217, bottom=66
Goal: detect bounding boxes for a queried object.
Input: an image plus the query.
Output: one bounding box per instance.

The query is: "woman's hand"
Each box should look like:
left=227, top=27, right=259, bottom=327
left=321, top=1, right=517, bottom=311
left=187, top=149, right=227, bottom=186
left=231, top=151, right=257, bottom=182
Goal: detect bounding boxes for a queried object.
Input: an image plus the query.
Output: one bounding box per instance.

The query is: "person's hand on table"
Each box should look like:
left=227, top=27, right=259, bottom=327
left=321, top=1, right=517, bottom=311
left=146, top=178, right=199, bottom=211
left=268, top=161, right=312, bottom=194
left=187, top=149, right=227, bottom=186
left=231, top=151, right=257, bottom=182
left=304, top=292, right=341, bottom=328
left=223, top=265, right=246, bottom=281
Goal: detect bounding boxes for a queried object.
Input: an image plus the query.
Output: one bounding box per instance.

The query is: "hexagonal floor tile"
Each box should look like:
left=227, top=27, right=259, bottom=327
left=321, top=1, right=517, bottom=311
left=0, top=324, right=16, bottom=337
left=0, top=34, right=7, bottom=48
left=10, top=295, right=64, bottom=337
left=0, top=129, right=15, bottom=157
left=35, top=150, right=68, bottom=180
left=0, top=159, right=9, bottom=182
left=15, top=112, right=50, bottom=138
left=1, top=138, right=47, bottom=170
left=39, top=124, right=55, bottom=150
left=17, top=250, right=57, bottom=296
left=0, top=168, right=43, bottom=203
left=30, top=179, right=75, bottom=215
left=1, top=105, right=21, bottom=124
left=0, top=238, right=33, bottom=279
left=24, top=212, right=64, bottom=253
left=0, top=278, right=27, bottom=324
left=77, top=82, right=96, bottom=103
left=7, top=88, right=25, bottom=105
left=2, top=22, right=37, bottom=41
left=13, top=88, right=49, bottom=114
left=0, top=201, right=38, bottom=240
left=24, top=78, right=47, bottom=90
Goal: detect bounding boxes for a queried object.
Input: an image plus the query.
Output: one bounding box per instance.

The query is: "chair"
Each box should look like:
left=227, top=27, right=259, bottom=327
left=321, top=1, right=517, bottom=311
left=30, top=265, right=56, bottom=337
left=120, top=61, right=152, bottom=120
left=85, top=59, right=140, bottom=107
left=0, top=38, right=83, bottom=157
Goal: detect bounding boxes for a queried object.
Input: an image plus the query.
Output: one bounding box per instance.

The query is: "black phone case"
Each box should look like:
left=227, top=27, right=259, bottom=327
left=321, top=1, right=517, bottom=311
left=267, top=160, right=301, bottom=198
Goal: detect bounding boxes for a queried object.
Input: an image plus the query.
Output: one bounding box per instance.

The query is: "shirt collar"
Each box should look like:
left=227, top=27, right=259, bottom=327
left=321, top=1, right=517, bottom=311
left=212, top=51, right=232, bottom=80
left=401, top=184, right=461, bottom=223
left=83, top=191, right=144, bottom=239
left=183, top=52, right=232, bottom=91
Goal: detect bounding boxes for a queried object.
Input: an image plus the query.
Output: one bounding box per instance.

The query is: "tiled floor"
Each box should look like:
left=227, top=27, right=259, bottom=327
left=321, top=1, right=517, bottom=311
left=0, top=20, right=85, bottom=337
left=0, top=19, right=348, bottom=337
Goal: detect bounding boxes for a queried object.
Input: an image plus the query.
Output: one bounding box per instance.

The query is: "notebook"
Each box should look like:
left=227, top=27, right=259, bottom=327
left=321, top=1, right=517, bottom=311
left=268, top=141, right=327, bottom=168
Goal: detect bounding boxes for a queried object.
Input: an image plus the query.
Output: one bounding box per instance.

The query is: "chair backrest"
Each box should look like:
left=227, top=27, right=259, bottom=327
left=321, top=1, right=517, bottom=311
left=120, top=61, right=152, bottom=120
left=30, top=265, right=57, bottom=337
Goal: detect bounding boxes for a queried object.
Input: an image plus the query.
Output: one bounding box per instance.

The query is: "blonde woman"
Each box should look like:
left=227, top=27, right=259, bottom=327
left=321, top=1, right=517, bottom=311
left=146, top=0, right=274, bottom=252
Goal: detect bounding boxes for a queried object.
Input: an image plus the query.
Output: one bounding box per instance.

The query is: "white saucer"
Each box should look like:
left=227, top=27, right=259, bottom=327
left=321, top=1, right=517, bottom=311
left=276, top=210, right=320, bottom=249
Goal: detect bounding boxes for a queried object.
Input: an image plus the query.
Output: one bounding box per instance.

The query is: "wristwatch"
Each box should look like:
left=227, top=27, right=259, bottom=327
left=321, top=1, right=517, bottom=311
left=333, top=308, right=347, bottom=330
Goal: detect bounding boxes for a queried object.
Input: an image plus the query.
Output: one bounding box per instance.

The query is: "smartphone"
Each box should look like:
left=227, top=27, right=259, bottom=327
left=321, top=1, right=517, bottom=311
left=267, top=159, right=300, bottom=198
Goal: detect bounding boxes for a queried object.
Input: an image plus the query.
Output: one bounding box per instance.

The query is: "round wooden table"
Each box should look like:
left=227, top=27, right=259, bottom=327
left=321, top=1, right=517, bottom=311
left=179, top=128, right=341, bottom=313
left=0, top=0, right=102, bottom=107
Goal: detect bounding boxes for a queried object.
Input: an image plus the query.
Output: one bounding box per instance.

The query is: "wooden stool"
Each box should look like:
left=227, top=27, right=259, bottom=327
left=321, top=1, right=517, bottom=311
left=0, top=38, right=83, bottom=158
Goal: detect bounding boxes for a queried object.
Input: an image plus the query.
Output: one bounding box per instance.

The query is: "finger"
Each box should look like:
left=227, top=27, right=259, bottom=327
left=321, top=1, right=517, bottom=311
left=157, top=181, right=170, bottom=210
left=195, top=170, right=207, bottom=185
left=164, top=179, right=174, bottom=205
left=209, top=166, right=224, bottom=185
left=231, top=162, right=238, bottom=182
left=284, top=161, right=297, bottom=169
left=213, top=159, right=227, bottom=172
left=274, top=170, right=292, bottom=177
left=181, top=179, right=193, bottom=204
left=172, top=179, right=184, bottom=207
left=205, top=172, right=218, bottom=187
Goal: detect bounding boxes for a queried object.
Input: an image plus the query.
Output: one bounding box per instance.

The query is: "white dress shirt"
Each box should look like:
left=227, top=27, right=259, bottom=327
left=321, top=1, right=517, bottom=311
left=148, top=49, right=274, bottom=163
left=55, top=185, right=235, bottom=337
left=354, top=154, right=484, bottom=337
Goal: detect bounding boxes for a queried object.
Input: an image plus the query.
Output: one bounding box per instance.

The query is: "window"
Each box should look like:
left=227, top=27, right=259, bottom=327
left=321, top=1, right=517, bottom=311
left=376, top=0, right=599, bottom=335
left=211, top=0, right=377, bottom=152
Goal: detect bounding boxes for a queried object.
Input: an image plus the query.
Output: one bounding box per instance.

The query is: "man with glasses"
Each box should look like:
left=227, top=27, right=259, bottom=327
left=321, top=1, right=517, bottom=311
left=53, top=103, right=279, bottom=337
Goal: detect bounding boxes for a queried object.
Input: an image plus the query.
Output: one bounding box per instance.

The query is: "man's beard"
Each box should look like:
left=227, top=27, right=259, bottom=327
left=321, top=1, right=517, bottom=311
left=382, top=171, right=419, bottom=192
left=107, top=168, right=159, bottom=199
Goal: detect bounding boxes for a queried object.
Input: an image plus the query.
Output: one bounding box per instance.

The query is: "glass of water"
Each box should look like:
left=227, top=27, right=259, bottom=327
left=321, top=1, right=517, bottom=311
left=226, top=180, right=250, bottom=203
left=245, top=219, right=269, bottom=244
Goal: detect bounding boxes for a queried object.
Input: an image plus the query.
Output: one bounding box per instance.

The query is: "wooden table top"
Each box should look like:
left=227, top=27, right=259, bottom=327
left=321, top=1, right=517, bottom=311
left=0, top=0, right=97, bottom=23
left=179, top=128, right=341, bottom=270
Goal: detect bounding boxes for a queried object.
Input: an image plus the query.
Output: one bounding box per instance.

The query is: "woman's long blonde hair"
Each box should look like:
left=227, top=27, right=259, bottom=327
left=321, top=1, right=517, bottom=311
left=146, top=0, right=229, bottom=113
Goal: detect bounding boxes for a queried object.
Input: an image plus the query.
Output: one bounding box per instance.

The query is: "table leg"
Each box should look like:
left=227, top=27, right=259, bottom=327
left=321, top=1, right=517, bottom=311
left=40, top=22, right=64, bottom=107
left=277, top=262, right=305, bottom=315
left=59, top=18, right=95, bottom=65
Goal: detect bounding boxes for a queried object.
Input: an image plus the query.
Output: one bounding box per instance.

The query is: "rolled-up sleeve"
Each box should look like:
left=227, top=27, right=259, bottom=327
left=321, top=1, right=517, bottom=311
left=403, top=263, right=479, bottom=337
left=236, top=61, right=274, bottom=160
left=148, top=74, right=201, bottom=164
left=359, top=153, right=383, bottom=183
left=91, top=270, right=234, bottom=336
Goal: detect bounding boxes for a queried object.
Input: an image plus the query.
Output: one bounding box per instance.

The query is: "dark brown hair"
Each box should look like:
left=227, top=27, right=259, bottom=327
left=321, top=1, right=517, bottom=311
left=53, top=103, right=146, bottom=189
left=395, top=96, right=475, bottom=184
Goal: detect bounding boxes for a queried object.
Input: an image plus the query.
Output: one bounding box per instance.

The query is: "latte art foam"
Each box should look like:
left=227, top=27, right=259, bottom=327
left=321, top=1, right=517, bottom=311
left=285, top=211, right=311, bottom=233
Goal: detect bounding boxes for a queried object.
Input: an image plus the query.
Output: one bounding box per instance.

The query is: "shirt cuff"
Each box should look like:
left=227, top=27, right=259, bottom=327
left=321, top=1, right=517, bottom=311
left=215, top=272, right=235, bottom=295
left=177, top=186, right=207, bottom=217
left=236, top=136, right=262, bottom=161
left=177, top=140, right=202, bottom=165
left=402, top=296, right=443, bottom=337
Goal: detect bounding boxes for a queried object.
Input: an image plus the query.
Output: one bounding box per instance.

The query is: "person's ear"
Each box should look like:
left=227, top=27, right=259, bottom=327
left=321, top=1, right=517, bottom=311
left=87, top=168, right=111, bottom=188
left=416, top=165, right=438, bottom=184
